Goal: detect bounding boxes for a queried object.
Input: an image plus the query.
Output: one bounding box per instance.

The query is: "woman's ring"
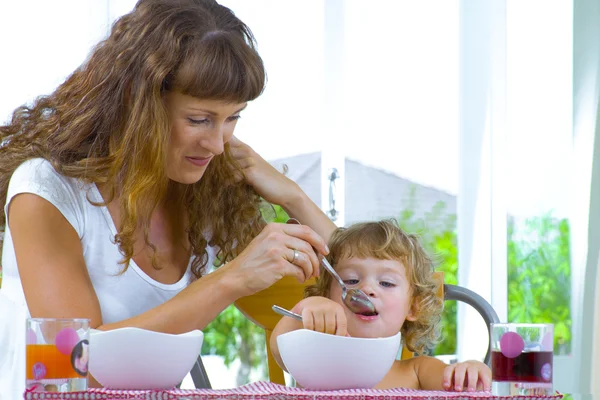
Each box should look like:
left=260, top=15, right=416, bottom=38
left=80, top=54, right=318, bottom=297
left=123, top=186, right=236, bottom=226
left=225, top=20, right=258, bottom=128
left=291, top=249, right=299, bottom=264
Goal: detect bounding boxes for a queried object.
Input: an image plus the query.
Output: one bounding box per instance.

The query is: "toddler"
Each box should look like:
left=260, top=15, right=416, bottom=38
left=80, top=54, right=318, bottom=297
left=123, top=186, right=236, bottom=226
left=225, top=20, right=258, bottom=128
left=270, top=219, right=491, bottom=391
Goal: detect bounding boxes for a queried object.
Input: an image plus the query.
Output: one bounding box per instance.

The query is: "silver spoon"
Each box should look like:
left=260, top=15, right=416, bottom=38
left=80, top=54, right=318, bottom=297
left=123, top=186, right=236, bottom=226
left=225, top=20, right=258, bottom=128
left=272, top=305, right=303, bottom=322
left=285, top=218, right=377, bottom=315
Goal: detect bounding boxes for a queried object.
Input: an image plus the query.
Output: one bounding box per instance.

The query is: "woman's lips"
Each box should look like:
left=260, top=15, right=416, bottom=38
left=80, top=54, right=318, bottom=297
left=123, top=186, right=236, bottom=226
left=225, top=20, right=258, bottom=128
left=185, top=156, right=212, bottom=167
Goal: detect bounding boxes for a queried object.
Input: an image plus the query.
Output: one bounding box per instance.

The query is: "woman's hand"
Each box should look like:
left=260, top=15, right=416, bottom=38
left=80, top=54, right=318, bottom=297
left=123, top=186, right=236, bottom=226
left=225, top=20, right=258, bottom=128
left=228, top=136, right=301, bottom=208
left=294, top=296, right=348, bottom=336
left=224, top=222, right=328, bottom=297
left=442, top=360, right=492, bottom=392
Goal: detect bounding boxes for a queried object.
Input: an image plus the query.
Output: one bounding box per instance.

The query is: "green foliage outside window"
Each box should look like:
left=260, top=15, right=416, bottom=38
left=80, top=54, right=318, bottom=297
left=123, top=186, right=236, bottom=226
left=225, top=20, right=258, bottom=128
left=507, top=214, right=571, bottom=354
left=201, top=304, right=267, bottom=385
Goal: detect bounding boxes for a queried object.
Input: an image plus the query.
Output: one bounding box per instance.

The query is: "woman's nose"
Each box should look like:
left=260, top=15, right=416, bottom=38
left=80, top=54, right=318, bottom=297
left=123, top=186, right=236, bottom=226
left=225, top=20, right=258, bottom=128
left=201, top=126, right=225, bottom=155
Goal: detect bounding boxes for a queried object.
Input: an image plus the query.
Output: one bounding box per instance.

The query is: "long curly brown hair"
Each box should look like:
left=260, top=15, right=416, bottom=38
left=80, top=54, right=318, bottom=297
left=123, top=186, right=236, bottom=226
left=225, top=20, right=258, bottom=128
left=305, top=220, right=443, bottom=355
left=0, top=0, right=267, bottom=278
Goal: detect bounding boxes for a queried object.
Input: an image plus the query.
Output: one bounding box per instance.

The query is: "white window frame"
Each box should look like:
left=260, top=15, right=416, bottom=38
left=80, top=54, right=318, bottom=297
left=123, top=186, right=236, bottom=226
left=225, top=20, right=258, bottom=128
left=321, top=0, right=346, bottom=228
left=458, top=0, right=600, bottom=394
left=457, top=0, right=507, bottom=365
left=571, top=0, right=600, bottom=394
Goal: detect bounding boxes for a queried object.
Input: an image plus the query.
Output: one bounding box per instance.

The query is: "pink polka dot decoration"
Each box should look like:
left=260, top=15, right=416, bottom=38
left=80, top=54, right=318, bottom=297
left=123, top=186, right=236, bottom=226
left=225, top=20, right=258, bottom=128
left=55, top=327, right=80, bottom=355
left=26, top=328, right=37, bottom=345
left=541, top=331, right=554, bottom=351
left=32, top=362, right=46, bottom=380
left=499, top=331, right=524, bottom=358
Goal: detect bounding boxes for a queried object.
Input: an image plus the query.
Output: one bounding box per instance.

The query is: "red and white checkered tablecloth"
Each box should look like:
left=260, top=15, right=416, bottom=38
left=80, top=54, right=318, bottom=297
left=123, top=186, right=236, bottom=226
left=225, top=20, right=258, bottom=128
left=24, top=381, right=564, bottom=400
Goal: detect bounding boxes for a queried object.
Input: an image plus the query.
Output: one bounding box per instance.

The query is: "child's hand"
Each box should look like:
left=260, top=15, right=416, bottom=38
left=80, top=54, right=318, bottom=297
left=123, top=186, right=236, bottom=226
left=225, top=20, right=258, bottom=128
left=442, top=360, right=491, bottom=392
left=295, top=296, right=348, bottom=336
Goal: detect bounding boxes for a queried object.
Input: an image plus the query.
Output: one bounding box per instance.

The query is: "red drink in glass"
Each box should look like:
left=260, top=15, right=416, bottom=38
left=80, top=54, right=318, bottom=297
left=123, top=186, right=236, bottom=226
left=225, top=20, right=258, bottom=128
left=491, top=350, right=553, bottom=382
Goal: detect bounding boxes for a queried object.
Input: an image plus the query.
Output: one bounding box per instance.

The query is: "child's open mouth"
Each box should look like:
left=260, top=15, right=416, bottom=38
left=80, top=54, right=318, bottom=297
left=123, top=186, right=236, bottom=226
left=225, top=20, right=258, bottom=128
left=359, top=311, right=378, bottom=316
left=356, top=310, right=379, bottom=320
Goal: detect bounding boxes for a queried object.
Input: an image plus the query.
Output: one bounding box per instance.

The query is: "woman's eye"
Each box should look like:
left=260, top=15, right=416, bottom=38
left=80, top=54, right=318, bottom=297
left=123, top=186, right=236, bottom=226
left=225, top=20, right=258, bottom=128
left=188, top=117, right=209, bottom=125
left=380, top=281, right=396, bottom=288
left=227, top=115, right=241, bottom=122
left=344, top=279, right=359, bottom=285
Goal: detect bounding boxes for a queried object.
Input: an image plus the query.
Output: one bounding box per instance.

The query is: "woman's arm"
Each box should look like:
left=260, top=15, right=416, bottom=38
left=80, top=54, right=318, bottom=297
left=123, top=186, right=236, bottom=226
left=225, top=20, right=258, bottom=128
left=9, top=193, right=239, bottom=333
left=228, top=137, right=337, bottom=243
left=10, top=194, right=328, bottom=333
left=280, top=187, right=337, bottom=244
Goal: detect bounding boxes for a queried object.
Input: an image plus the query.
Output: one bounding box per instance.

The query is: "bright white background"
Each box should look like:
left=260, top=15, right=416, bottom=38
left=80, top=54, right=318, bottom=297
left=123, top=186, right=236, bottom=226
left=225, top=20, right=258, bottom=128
left=0, top=0, right=572, bottom=219
left=1, top=0, right=598, bottom=394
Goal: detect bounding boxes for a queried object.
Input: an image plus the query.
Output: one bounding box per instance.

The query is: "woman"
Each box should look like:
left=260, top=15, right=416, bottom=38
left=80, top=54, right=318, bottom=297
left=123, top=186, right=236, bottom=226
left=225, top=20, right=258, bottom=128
left=0, top=0, right=335, bottom=395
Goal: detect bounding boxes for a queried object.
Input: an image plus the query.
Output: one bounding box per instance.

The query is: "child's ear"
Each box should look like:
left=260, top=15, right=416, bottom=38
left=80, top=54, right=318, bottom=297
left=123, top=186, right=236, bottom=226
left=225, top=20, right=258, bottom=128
left=405, top=301, right=419, bottom=322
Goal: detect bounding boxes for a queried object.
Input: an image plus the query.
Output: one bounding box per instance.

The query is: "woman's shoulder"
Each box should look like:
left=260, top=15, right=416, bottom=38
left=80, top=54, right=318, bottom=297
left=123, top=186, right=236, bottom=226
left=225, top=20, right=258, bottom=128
left=8, top=157, right=88, bottom=197
left=6, top=158, right=92, bottom=231
left=11, top=157, right=67, bottom=183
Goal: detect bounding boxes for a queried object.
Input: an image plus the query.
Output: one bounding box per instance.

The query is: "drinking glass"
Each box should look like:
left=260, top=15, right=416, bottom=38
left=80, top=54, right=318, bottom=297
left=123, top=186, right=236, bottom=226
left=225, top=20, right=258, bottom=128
left=26, top=318, right=90, bottom=392
left=491, top=323, right=554, bottom=396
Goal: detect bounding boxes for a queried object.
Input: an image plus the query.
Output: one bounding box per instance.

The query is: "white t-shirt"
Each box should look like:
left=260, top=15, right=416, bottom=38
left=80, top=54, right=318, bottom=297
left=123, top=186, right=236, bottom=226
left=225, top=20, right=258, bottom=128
left=0, top=158, right=215, bottom=399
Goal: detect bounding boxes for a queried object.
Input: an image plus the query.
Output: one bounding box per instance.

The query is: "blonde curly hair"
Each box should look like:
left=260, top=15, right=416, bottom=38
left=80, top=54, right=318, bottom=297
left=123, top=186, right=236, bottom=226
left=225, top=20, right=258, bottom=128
left=0, top=0, right=266, bottom=278
left=305, top=219, right=442, bottom=354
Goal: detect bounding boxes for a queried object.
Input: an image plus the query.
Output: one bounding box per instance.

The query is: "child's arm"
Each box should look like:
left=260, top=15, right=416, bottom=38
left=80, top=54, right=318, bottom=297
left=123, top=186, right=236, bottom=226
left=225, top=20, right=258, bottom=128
left=411, top=356, right=450, bottom=390
left=269, top=296, right=348, bottom=371
left=440, top=359, right=491, bottom=391
left=270, top=301, right=304, bottom=371
left=412, top=356, right=492, bottom=391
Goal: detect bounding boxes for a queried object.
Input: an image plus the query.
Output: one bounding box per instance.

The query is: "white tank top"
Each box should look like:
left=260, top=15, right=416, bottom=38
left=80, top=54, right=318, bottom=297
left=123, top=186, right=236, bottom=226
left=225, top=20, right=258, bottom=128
left=0, top=158, right=215, bottom=399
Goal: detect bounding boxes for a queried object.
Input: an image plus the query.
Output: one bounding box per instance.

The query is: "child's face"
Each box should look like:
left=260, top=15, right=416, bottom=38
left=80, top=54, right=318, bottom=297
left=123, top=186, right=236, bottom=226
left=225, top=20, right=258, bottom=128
left=329, top=256, right=416, bottom=338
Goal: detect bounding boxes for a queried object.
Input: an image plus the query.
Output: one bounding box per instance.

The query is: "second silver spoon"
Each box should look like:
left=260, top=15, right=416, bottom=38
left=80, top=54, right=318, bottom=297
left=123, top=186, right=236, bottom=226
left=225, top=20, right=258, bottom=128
left=272, top=305, right=303, bottom=322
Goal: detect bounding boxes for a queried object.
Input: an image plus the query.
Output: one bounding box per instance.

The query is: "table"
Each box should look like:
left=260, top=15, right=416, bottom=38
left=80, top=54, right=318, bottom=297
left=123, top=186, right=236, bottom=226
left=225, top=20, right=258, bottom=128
left=24, top=381, right=567, bottom=400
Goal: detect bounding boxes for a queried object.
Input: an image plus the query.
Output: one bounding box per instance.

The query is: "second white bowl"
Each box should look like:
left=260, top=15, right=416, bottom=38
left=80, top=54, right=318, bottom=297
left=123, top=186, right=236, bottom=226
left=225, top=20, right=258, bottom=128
left=277, top=329, right=401, bottom=390
left=89, top=327, right=203, bottom=389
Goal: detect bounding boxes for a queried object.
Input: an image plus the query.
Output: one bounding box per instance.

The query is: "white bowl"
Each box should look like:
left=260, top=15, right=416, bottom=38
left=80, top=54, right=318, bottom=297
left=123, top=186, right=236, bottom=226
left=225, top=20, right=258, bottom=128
left=277, top=329, right=401, bottom=390
left=89, top=327, right=203, bottom=389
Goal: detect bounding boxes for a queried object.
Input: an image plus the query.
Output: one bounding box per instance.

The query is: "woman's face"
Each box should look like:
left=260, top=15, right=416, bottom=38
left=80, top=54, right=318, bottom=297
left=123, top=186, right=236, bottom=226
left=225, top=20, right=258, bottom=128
left=163, top=91, right=247, bottom=184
